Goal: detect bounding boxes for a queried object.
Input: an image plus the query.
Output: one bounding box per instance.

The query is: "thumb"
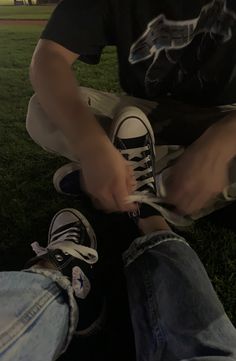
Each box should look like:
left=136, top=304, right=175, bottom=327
left=113, top=178, right=137, bottom=212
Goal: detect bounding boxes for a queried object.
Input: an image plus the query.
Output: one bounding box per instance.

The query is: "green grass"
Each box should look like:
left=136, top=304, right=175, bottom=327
left=0, top=24, right=235, bottom=359
left=0, top=0, right=17, bottom=4
left=0, top=4, right=53, bottom=19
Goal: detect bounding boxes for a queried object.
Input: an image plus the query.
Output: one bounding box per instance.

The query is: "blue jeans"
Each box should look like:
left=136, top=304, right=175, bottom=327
left=0, top=231, right=235, bottom=361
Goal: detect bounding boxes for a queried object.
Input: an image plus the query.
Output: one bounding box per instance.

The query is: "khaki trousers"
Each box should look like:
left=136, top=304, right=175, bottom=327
left=26, top=87, right=236, bottom=220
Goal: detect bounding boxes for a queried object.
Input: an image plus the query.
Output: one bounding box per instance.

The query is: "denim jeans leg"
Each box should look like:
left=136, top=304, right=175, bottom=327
left=123, top=231, right=236, bottom=361
left=0, top=270, right=77, bottom=361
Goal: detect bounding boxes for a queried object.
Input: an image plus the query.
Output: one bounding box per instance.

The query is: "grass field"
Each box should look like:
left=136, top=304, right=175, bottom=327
left=0, top=0, right=18, bottom=4
left=0, top=4, right=53, bottom=19
left=0, top=12, right=235, bottom=361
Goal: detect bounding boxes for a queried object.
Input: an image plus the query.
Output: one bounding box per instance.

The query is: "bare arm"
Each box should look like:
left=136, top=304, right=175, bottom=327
left=30, top=39, right=136, bottom=212
left=30, top=39, right=107, bottom=159
left=165, top=112, right=236, bottom=215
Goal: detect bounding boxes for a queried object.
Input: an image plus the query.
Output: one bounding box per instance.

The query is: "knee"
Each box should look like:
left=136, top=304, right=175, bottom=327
left=26, top=94, right=41, bottom=136
left=26, top=94, right=57, bottom=146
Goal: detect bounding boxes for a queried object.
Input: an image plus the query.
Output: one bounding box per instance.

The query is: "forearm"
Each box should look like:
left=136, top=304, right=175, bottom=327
left=30, top=49, right=107, bottom=159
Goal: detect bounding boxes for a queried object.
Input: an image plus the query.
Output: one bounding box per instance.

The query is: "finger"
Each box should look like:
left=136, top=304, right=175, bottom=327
left=126, top=164, right=134, bottom=175
left=126, top=169, right=137, bottom=193
left=113, top=179, right=137, bottom=212
left=126, top=177, right=137, bottom=193
left=126, top=166, right=135, bottom=179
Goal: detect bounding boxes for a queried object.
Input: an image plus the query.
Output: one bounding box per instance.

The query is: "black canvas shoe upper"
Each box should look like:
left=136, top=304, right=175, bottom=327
left=26, top=208, right=105, bottom=336
left=111, top=107, right=192, bottom=226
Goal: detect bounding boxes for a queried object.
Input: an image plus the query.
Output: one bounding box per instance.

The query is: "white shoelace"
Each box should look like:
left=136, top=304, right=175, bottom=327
left=31, top=225, right=98, bottom=265
left=122, top=145, right=155, bottom=190
left=121, top=145, right=159, bottom=204
left=122, top=145, right=192, bottom=226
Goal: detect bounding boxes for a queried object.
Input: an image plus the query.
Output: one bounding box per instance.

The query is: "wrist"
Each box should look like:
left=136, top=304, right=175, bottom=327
left=74, top=131, right=111, bottom=161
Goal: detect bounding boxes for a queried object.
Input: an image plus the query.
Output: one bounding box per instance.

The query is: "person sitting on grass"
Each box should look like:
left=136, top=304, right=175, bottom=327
left=1, top=112, right=236, bottom=360
left=27, top=0, right=236, bottom=221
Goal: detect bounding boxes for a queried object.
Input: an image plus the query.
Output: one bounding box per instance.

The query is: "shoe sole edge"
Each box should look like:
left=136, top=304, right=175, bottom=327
left=53, top=162, right=81, bottom=196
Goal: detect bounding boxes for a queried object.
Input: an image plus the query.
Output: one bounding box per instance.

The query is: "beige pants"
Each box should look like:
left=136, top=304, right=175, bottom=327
left=26, top=87, right=236, bottom=220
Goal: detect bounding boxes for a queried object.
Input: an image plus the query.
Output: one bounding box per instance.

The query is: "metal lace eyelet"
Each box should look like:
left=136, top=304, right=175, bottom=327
left=55, top=254, right=63, bottom=262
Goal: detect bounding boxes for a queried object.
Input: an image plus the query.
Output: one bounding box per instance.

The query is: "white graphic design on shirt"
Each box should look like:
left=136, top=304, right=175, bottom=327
left=129, top=0, right=236, bottom=95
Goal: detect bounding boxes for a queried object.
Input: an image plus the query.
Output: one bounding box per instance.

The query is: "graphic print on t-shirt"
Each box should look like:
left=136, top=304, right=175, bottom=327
left=129, top=0, right=236, bottom=97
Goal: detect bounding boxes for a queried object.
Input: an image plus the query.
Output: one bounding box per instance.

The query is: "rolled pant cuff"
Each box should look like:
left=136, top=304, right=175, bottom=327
left=24, top=267, right=78, bottom=354
left=123, top=230, right=189, bottom=267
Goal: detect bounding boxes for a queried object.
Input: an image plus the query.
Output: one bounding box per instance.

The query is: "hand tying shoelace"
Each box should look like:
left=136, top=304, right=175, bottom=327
left=111, top=106, right=192, bottom=227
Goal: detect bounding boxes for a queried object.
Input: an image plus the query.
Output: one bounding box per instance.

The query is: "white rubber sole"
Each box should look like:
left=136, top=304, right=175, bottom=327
left=53, top=162, right=81, bottom=196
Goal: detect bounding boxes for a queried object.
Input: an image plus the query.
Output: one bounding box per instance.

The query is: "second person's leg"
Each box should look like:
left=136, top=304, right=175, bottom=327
left=0, top=208, right=105, bottom=361
left=124, top=215, right=236, bottom=361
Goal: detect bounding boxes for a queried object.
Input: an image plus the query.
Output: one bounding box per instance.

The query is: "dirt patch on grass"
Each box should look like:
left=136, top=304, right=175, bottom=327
left=0, top=19, right=47, bottom=26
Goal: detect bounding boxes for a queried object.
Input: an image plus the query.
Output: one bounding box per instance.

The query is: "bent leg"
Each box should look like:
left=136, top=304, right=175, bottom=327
left=26, top=91, right=236, bottom=217
left=25, top=88, right=157, bottom=161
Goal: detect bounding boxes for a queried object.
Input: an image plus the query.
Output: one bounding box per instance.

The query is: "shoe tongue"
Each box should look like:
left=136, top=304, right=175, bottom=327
left=118, top=134, right=147, bottom=149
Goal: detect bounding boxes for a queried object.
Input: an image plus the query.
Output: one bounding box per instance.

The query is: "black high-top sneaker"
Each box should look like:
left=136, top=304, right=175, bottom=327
left=111, top=106, right=192, bottom=227
left=53, top=162, right=82, bottom=197
left=27, top=208, right=105, bottom=337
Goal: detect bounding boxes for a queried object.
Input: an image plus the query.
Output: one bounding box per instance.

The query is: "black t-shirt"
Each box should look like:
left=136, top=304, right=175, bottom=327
left=42, top=0, right=236, bottom=105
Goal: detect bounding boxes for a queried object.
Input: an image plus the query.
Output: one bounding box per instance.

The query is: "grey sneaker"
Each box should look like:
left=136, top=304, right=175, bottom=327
left=111, top=106, right=192, bottom=227
left=27, top=208, right=105, bottom=336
